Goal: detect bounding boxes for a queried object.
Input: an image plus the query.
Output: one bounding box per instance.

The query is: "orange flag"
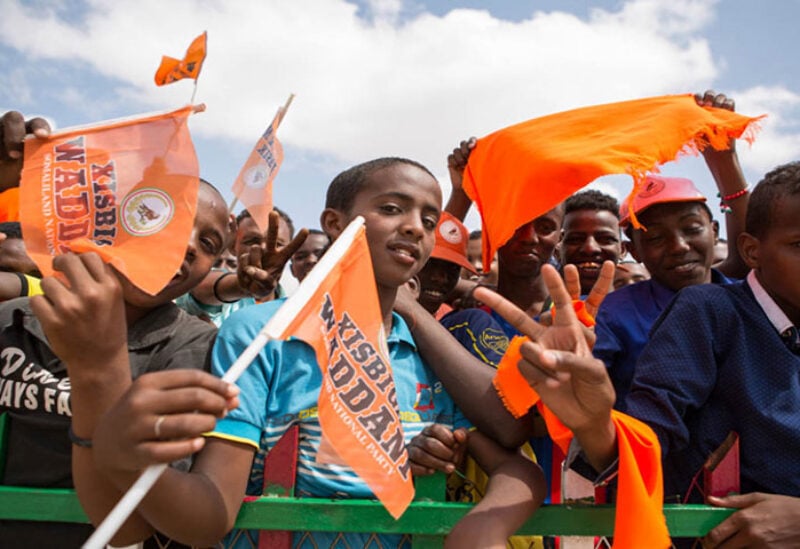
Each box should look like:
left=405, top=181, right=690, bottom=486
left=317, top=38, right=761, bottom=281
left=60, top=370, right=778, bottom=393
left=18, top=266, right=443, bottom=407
left=463, top=94, right=764, bottom=271
left=230, top=98, right=291, bottom=232
left=19, top=105, right=201, bottom=296
left=154, top=32, right=207, bottom=86
left=494, top=336, right=670, bottom=548
left=275, top=218, right=414, bottom=519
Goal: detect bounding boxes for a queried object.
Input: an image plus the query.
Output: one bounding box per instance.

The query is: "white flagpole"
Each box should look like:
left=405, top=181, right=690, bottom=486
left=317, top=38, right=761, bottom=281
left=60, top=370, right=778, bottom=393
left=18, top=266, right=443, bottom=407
left=83, top=217, right=365, bottom=549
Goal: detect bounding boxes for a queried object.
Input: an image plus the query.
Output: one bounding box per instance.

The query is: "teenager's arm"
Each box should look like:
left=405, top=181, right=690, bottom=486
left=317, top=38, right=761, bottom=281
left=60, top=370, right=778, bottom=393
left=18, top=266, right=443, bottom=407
left=394, top=288, right=534, bottom=448
left=444, top=137, right=477, bottom=221
left=445, top=431, right=545, bottom=549
left=695, top=90, right=750, bottom=279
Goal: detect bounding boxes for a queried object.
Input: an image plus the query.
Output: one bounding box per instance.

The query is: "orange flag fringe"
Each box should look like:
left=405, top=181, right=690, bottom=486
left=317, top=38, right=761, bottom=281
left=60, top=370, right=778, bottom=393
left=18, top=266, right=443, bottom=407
left=494, top=336, right=670, bottom=549
left=278, top=222, right=414, bottom=519
left=154, top=32, right=207, bottom=86
left=462, top=93, right=764, bottom=271
left=231, top=105, right=287, bottom=232
left=20, top=106, right=201, bottom=296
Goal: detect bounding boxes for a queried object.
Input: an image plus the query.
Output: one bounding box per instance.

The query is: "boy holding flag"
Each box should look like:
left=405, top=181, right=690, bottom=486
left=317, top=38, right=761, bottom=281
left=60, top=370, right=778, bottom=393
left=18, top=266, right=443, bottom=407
left=80, top=157, right=544, bottom=547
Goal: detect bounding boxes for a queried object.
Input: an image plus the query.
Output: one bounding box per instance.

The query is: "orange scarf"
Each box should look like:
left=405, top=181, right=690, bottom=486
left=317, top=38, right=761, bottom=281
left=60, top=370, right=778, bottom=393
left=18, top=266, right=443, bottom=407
left=494, top=336, right=670, bottom=548
left=462, top=93, right=763, bottom=271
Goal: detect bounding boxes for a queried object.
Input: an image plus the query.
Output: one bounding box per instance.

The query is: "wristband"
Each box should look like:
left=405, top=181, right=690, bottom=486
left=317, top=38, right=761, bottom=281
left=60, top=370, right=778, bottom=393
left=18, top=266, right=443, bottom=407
left=213, top=272, right=240, bottom=303
left=717, top=186, right=749, bottom=214
left=68, top=425, right=93, bottom=448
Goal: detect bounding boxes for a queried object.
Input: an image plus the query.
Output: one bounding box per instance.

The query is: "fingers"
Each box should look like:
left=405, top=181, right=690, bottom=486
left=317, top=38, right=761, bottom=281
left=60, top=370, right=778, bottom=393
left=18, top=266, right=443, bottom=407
left=695, top=89, right=735, bottom=111
left=264, top=211, right=279, bottom=251
left=563, top=264, right=581, bottom=300
left=584, top=260, right=615, bottom=316
left=279, top=227, right=309, bottom=261
left=447, top=137, right=477, bottom=171
left=0, top=112, right=50, bottom=160
left=26, top=117, right=51, bottom=138
left=473, top=286, right=545, bottom=340
left=137, top=368, right=239, bottom=400
left=707, top=493, right=765, bottom=509
left=407, top=424, right=462, bottom=474
left=1, top=111, right=27, bottom=160
left=541, top=264, right=580, bottom=327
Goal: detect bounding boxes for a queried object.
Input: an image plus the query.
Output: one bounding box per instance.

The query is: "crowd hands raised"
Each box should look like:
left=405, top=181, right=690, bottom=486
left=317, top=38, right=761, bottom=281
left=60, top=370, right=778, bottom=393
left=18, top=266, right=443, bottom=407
left=0, top=89, right=798, bottom=549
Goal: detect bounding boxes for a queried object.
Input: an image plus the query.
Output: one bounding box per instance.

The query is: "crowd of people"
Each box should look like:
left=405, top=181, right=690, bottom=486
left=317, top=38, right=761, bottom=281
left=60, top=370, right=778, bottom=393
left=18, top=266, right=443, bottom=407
left=0, top=88, right=798, bottom=549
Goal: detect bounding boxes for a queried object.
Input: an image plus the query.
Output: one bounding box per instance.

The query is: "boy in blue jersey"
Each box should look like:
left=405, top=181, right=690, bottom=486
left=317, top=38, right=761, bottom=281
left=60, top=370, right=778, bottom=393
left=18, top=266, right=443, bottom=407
left=82, top=157, right=544, bottom=548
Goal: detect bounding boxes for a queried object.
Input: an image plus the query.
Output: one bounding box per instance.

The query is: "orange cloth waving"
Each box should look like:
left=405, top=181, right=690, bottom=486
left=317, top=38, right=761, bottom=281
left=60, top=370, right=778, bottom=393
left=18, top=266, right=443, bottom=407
left=20, top=106, right=201, bottom=296
left=463, top=94, right=763, bottom=271
left=494, top=336, right=670, bottom=549
left=154, top=32, right=207, bottom=86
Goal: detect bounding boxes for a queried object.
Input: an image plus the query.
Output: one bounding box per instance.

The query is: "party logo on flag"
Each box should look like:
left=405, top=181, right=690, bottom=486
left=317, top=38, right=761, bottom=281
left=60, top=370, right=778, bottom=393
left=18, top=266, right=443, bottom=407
left=20, top=105, right=201, bottom=296
left=120, top=188, right=175, bottom=236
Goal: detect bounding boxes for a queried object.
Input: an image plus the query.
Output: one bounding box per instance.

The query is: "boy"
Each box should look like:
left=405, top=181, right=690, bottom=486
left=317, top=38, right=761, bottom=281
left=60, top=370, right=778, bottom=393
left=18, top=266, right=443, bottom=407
left=559, top=190, right=623, bottom=295
left=416, top=212, right=476, bottom=317
left=176, top=207, right=304, bottom=327
left=485, top=160, right=800, bottom=548
left=0, top=111, right=234, bottom=546
left=81, top=157, right=543, bottom=548
left=289, top=228, right=329, bottom=283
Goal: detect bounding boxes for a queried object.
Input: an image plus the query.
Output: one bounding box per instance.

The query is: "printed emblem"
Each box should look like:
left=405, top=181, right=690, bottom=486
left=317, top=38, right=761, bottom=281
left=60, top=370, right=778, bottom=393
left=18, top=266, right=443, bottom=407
left=121, top=188, right=174, bottom=236
left=243, top=165, right=269, bottom=189
left=639, top=178, right=666, bottom=198
left=438, top=219, right=462, bottom=244
left=414, top=383, right=435, bottom=411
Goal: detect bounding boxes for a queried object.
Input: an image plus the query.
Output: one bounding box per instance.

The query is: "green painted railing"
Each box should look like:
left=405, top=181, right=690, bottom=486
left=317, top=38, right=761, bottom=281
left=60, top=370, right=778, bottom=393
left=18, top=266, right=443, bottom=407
left=0, top=413, right=732, bottom=547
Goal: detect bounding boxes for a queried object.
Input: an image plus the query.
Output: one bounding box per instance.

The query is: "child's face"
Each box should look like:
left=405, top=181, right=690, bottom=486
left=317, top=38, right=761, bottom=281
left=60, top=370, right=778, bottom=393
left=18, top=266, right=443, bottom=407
left=630, top=202, right=714, bottom=291
left=290, top=232, right=329, bottom=282
left=417, top=258, right=461, bottom=314
left=498, top=207, right=563, bottom=279
left=560, top=208, right=622, bottom=293
left=746, top=193, right=800, bottom=325
left=120, top=184, right=231, bottom=308
left=339, top=163, right=442, bottom=291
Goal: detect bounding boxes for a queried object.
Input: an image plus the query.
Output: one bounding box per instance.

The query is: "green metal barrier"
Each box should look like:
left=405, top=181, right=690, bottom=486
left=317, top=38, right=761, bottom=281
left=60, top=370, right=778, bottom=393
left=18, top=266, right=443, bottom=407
left=0, top=413, right=733, bottom=547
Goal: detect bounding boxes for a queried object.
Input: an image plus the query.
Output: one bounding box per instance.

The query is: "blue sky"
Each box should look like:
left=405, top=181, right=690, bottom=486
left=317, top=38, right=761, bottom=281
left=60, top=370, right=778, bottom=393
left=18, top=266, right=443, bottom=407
left=2, top=0, right=798, bottom=233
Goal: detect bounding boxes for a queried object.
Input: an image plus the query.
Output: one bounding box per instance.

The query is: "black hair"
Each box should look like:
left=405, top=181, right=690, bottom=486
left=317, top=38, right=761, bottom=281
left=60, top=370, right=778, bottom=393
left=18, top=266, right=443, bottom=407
left=325, top=157, right=435, bottom=213
left=236, top=206, right=295, bottom=237
left=307, top=228, right=329, bottom=239
left=468, top=229, right=482, bottom=240
left=746, top=161, right=800, bottom=238
left=0, top=222, right=22, bottom=239
left=565, top=190, right=620, bottom=218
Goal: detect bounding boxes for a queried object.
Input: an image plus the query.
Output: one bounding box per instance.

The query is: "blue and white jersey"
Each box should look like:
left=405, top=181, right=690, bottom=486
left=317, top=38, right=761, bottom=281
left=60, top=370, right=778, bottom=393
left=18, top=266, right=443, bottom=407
left=210, top=299, right=469, bottom=548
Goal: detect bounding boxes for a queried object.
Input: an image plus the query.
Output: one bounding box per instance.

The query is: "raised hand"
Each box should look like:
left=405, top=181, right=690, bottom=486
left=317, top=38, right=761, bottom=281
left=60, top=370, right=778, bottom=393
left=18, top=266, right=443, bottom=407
left=474, top=264, right=617, bottom=470
left=1, top=111, right=51, bottom=189
left=238, top=210, right=308, bottom=299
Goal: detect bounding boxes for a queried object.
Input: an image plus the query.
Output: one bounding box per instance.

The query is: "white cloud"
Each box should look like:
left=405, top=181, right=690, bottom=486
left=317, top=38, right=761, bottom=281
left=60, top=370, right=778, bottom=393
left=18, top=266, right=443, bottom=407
left=1, top=0, right=724, bottom=176
left=730, top=85, right=800, bottom=175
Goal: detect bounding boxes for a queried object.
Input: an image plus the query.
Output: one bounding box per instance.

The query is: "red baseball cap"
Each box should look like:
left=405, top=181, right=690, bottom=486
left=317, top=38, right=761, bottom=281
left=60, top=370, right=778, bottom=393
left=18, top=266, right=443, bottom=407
left=619, top=175, right=707, bottom=227
left=430, top=212, right=477, bottom=274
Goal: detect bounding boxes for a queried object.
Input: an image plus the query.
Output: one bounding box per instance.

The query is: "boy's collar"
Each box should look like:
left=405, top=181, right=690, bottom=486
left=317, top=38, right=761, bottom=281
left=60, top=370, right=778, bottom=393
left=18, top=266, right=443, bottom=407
left=747, top=270, right=795, bottom=334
